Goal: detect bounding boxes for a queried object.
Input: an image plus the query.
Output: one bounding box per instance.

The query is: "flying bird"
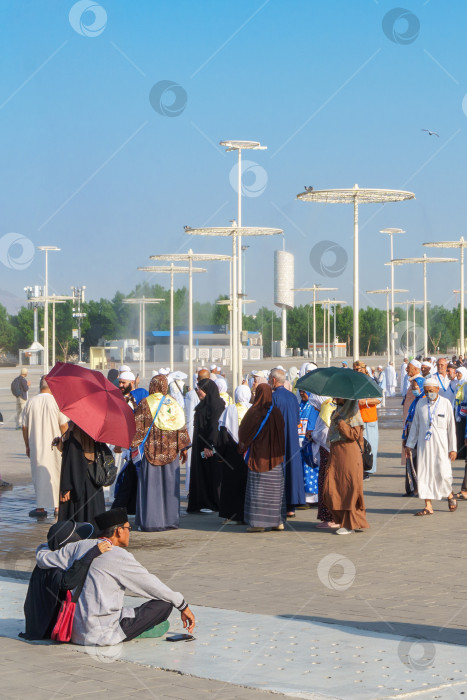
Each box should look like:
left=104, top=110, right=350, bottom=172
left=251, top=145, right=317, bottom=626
left=422, top=129, right=439, bottom=137
left=305, top=186, right=314, bottom=192
left=184, top=225, right=190, bottom=231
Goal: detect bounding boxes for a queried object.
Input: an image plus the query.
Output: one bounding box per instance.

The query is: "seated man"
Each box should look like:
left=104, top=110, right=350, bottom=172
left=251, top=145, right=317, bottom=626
left=35, top=508, right=195, bottom=646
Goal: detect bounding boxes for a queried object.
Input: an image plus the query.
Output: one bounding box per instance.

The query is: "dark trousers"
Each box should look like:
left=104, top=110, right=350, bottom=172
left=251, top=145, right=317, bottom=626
left=120, top=599, right=173, bottom=642
left=112, top=460, right=137, bottom=515
left=456, top=417, right=466, bottom=461
left=405, top=449, right=418, bottom=495
left=461, top=462, right=467, bottom=492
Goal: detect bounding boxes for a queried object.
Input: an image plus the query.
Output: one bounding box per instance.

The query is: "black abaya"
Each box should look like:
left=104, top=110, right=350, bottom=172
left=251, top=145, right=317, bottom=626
left=58, top=435, right=105, bottom=526
left=217, top=427, right=248, bottom=522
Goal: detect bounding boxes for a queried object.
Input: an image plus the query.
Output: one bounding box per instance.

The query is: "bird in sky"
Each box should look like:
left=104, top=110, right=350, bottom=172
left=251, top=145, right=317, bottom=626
left=305, top=185, right=314, bottom=192
left=183, top=225, right=190, bottom=231
left=421, top=129, right=439, bottom=137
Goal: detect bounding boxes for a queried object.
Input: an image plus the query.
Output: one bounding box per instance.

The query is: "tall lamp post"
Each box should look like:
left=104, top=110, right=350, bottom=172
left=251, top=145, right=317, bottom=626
left=220, top=139, right=267, bottom=373
left=423, top=238, right=467, bottom=357
left=297, top=185, right=415, bottom=361
left=149, top=250, right=230, bottom=385
left=293, top=286, right=338, bottom=362
left=399, top=299, right=425, bottom=358
left=390, top=255, right=456, bottom=357
left=122, top=298, right=164, bottom=379
left=320, top=300, right=346, bottom=365
left=380, top=228, right=406, bottom=365
left=37, top=246, right=60, bottom=374
left=366, top=288, right=408, bottom=364
left=137, top=264, right=206, bottom=370
left=185, top=227, right=281, bottom=388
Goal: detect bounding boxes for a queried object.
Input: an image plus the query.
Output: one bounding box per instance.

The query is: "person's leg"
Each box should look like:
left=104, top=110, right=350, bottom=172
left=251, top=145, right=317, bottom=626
left=120, top=599, right=173, bottom=642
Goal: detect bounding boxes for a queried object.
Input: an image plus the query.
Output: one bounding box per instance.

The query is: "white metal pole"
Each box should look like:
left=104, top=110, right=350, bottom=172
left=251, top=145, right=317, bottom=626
left=327, top=302, right=331, bottom=366
left=188, top=251, right=193, bottom=387
left=229, top=257, right=233, bottom=370
left=423, top=257, right=428, bottom=357
left=313, top=288, right=317, bottom=362
left=406, top=302, right=409, bottom=357
left=390, top=235, right=395, bottom=365
left=461, top=240, right=465, bottom=357
left=170, top=265, right=174, bottom=370
left=44, top=250, right=49, bottom=374
left=142, top=299, right=146, bottom=381
left=237, top=151, right=243, bottom=384
left=413, top=301, right=416, bottom=358
left=386, top=292, right=390, bottom=365
left=282, top=308, right=286, bottom=349
left=52, top=296, right=56, bottom=368
left=271, top=311, right=274, bottom=358
left=353, top=188, right=359, bottom=361
left=139, top=301, right=143, bottom=378
left=323, top=303, right=327, bottom=365
left=231, top=237, right=238, bottom=387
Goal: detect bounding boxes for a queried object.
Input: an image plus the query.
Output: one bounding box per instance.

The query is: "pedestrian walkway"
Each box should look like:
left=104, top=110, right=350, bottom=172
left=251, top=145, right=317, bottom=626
left=1, top=577, right=467, bottom=699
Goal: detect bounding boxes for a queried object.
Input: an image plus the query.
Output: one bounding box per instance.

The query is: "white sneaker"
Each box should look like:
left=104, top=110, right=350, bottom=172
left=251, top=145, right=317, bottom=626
left=336, top=527, right=353, bottom=535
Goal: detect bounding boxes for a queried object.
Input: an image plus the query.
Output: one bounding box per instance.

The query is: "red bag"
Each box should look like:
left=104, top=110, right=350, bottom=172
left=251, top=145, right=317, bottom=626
left=51, top=591, right=76, bottom=642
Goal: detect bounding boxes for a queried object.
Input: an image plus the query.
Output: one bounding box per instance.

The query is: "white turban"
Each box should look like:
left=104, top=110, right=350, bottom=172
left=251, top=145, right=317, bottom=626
left=423, top=376, right=439, bottom=388
left=118, top=371, right=135, bottom=381
left=409, top=359, right=421, bottom=369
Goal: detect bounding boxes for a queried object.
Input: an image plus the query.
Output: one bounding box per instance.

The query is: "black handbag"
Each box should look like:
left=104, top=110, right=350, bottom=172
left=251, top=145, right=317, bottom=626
left=88, top=443, right=118, bottom=487
left=359, top=438, right=373, bottom=471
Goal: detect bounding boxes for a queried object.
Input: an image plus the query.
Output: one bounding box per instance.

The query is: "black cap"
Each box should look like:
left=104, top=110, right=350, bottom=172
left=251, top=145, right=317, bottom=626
left=47, top=520, right=94, bottom=551
left=95, top=507, right=128, bottom=533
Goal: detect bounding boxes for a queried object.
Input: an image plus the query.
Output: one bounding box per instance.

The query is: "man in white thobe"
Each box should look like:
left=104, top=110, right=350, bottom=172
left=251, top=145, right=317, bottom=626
left=434, top=357, right=455, bottom=406
left=405, top=376, right=457, bottom=516
left=22, top=376, right=68, bottom=519
left=400, top=358, right=408, bottom=394
left=384, top=362, right=397, bottom=397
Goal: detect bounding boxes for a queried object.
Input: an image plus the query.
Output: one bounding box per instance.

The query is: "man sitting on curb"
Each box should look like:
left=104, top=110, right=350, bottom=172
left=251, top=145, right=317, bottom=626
left=35, top=507, right=195, bottom=645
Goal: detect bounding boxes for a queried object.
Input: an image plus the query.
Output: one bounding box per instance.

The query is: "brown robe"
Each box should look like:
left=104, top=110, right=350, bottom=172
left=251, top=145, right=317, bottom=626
left=324, top=420, right=369, bottom=531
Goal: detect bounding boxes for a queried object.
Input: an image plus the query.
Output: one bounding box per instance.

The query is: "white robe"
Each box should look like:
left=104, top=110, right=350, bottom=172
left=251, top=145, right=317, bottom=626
left=406, top=396, right=456, bottom=500
left=184, top=389, right=200, bottom=496
left=434, top=372, right=456, bottom=406
left=384, top=364, right=397, bottom=396
left=400, top=363, right=407, bottom=393
left=22, top=393, right=68, bottom=510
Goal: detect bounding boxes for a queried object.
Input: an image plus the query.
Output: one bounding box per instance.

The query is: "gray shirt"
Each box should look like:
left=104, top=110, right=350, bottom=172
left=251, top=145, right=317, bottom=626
left=36, top=539, right=187, bottom=646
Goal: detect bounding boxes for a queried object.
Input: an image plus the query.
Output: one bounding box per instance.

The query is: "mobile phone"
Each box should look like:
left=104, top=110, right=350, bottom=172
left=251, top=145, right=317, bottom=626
left=165, top=633, right=195, bottom=642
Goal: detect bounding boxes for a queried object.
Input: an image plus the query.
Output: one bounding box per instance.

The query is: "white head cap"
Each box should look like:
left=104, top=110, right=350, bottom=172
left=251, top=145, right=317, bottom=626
left=409, top=359, right=421, bottom=369
left=118, top=365, right=131, bottom=373
left=118, top=370, right=135, bottom=381
left=210, top=363, right=217, bottom=371
left=423, top=376, right=439, bottom=388
left=421, top=360, right=432, bottom=368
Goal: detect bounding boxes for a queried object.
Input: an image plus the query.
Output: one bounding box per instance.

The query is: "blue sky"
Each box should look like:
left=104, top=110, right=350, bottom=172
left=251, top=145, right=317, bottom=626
left=1, top=0, right=467, bottom=315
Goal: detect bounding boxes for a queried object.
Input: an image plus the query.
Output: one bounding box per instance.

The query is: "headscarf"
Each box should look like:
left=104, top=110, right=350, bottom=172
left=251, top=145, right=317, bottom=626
left=219, top=385, right=252, bottom=443
left=145, top=374, right=186, bottom=431
left=195, top=378, right=226, bottom=445
left=215, top=376, right=232, bottom=405
left=169, top=379, right=185, bottom=409
left=238, top=383, right=285, bottom=472
left=63, top=423, right=95, bottom=462
left=328, top=399, right=363, bottom=444
left=456, top=367, right=467, bottom=383
left=107, top=368, right=119, bottom=387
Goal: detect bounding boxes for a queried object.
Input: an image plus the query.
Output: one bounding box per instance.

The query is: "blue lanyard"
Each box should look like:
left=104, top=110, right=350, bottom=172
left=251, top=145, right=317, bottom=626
left=436, top=372, right=447, bottom=391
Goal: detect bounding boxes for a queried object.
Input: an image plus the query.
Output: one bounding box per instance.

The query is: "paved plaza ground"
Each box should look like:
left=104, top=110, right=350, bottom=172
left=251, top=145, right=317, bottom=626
left=1, top=365, right=467, bottom=699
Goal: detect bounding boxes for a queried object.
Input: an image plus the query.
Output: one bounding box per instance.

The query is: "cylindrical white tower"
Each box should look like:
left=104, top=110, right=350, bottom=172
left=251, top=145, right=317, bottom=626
left=274, top=250, right=294, bottom=356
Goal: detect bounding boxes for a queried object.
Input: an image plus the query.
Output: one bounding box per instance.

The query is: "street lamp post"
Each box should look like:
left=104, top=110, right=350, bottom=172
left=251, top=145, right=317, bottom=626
left=137, top=265, right=206, bottom=370
left=149, top=250, right=230, bottom=386
left=390, top=255, right=456, bottom=356
left=423, top=238, right=467, bottom=357
left=293, top=286, right=338, bottom=362
left=366, top=288, right=408, bottom=364
left=37, top=246, right=60, bottom=374
left=297, top=185, right=415, bottom=361
left=320, top=300, right=346, bottom=365
left=185, top=226, right=281, bottom=387
left=380, top=228, right=406, bottom=365
left=220, top=140, right=267, bottom=379
left=122, top=298, right=164, bottom=379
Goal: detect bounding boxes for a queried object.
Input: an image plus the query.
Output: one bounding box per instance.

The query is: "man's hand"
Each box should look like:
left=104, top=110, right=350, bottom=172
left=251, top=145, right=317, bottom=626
left=181, top=606, right=195, bottom=633
left=203, top=448, right=213, bottom=458
left=97, top=541, right=112, bottom=553
left=405, top=447, right=412, bottom=459
left=60, top=491, right=71, bottom=502
left=449, top=451, right=457, bottom=461
left=25, top=447, right=30, bottom=458
left=305, top=430, right=313, bottom=440
left=180, top=449, right=187, bottom=465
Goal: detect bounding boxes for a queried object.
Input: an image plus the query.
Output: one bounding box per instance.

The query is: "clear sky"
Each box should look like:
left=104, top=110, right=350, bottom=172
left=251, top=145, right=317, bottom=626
left=1, top=0, right=467, bottom=315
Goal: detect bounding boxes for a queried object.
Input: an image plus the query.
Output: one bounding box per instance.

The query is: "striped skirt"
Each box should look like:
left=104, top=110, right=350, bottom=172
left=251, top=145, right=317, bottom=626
left=244, top=463, right=286, bottom=528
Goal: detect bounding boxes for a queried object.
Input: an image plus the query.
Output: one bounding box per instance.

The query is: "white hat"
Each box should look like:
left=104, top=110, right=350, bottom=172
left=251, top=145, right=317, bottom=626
left=251, top=369, right=267, bottom=378
left=421, top=360, right=432, bottom=368
left=423, top=376, right=439, bottom=387
left=210, top=363, right=217, bottom=370
left=409, top=359, right=421, bottom=369
left=377, top=365, right=383, bottom=369
left=118, top=365, right=131, bottom=373
left=216, top=366, right=221, bottom=372
left=304, top=362, right=317, bottom=373
left=118, top=371, right=135, bottom=381
left=158, top=367, right=170, bottom=375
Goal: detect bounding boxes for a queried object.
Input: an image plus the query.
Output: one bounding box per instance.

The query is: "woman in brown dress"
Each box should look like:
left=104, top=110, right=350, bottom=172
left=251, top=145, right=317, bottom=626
left=323, top=399, right=369, bottom=535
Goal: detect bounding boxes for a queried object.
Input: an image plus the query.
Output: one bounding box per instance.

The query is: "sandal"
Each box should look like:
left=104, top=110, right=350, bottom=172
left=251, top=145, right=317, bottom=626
left=414, top=508, right=433, bottom=516
left=454, top=492, right=467, bottom=500
left=448, top=497, right=457, bottom=512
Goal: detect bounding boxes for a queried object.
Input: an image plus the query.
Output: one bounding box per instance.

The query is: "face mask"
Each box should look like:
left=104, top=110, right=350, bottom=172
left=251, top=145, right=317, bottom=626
left=413, top=388, right=421, bottom=397
left=427, top=391, right=438, bottom=401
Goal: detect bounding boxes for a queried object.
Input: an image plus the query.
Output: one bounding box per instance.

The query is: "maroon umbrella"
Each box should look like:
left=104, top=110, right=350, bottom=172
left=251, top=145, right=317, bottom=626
left=46, top=362, right=136, bottom=448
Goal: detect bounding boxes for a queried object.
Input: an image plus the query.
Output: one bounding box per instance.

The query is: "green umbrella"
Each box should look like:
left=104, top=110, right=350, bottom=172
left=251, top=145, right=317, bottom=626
left=296, top=366, right=382, bottom=399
